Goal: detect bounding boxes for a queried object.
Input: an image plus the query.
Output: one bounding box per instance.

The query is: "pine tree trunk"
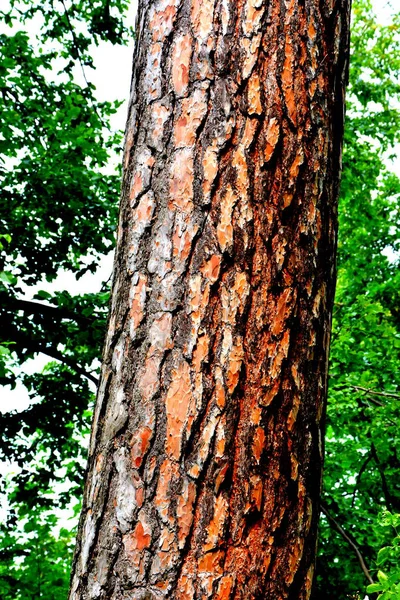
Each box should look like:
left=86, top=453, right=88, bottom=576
left=69, top=1, right=351, bottom=598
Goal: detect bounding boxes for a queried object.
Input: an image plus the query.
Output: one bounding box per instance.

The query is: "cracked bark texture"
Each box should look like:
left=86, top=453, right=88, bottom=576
left=69, top=1, right=351, bottom=598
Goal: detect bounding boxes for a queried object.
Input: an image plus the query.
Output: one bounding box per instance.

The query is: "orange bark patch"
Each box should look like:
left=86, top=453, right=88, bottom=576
left=176, top=574, right=195, bottom=599
left=264, top=117, right=280, bottom=163
left=186, top=275, right=211, bottom=356
left=252, top=426, right=266, bottom=463
left=226, top=340, right=244, bottom=394
left=165, top=360, right=194, bottom=460
left=242, top=34, right=262, bottom=78
left=270, top=329, right=291, bottom=379
left=123, top=513, right=152, bottom=565
left=215, top=575, right=234, bottom=600
left=214, top=462, right=229, bottom=494
left=251, top=405, right=262, bottom=426
left=135, top=485, right=144, bottom=508
left=135, top=191, right=155, bottom=224
left=128, top=152, right=154, bottom=203
left=130, top=426, right=153, bottom=469
left=189, top=413, right=219, bottom=477
left=198, top=550, right=224, bottom=574
left=191, top=0, right=214, bottom=41
left=215, top=419, right=227, bottom=458
left=193, top=335, right=210, bottom=373
left=172, top=219, right=198, bottom=266
left=204, top=495, right=228, bottom=551
left=217, top=185, right=236, bottom=252
left=133, top=519, right=151, bottom=551
left=214, top=366, right=226, bottom=409
left=290, top=147, right=304, bottom=179
left=234, top=271, right=250, bottom=304
left=271, top=288, right=295, bottom=336
left=242, top=0, right=264, bottom=36
left=201, top=254, right=221, bottom=283
left=287, top=393, right=300, bottom=431
left=242, top=117, right=259, bottom=149
left=177, top=478, right=196, bottom=548
left=286, top=538, right=305, bottom=585
left=154, top=459, right=178, bottom=523
left=150, top=2, right=178, bottom=42
left=130, top=173, right=143, bottom=201
left=129, top=274, right=147, bottom=335
left=281, top=39, right=297, bottom=126
left=174, top=90, right=207, bottom=147
left=202, top=143, right=218, bottom=201
left=172, top=33, right=193, bottom=96
left=308, top=18, right=317, bottom=41
left=247, top=71, right=262, bottom=115
left=169, top=149, right=194, bottom=213
left=154, top=527, right=178, bottom=573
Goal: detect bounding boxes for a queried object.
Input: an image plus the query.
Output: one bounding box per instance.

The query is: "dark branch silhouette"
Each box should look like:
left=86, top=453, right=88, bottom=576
left=0, top=292, right=96, bottom=324
left=321, top=503, right=374, bottom=585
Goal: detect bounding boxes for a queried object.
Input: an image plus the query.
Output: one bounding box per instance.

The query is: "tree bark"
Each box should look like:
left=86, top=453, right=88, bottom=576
left=69, top=0, right=351, bottom=598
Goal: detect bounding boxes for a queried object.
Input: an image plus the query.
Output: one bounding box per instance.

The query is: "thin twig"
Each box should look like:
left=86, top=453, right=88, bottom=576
left=371, top=443, right=398, bottom=512
left=351, top=450, right=374, bottom=508
left=321, top=503, right=374, bottom=585
left=60, top=0, right=92, bottom=88
left=33, top=343, right=99, bottom=386
left=0, top=292, right=97, bottom=324
left=5, top=326, right=99, bottom=385
left=59, top=0, right=109, bottom=129
left=350, top=385, right=400, bottom=401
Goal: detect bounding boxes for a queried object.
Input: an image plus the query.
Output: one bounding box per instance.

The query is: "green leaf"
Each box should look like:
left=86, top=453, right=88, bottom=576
left=367, top=583, right=385, bottom=593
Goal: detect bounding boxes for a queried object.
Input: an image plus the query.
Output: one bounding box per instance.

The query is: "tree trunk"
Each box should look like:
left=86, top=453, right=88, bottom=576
left=69, top=1, right=351, bottom=598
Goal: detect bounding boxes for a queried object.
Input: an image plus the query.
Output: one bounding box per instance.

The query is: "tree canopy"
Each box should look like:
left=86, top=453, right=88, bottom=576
left=0, top=0, right=399, bottom=598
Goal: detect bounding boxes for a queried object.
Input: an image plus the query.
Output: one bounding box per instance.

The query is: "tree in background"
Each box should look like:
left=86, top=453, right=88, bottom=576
left=0, top=0, right=399, bottom=599
left=0, top=1, right=131, bottom=597
left=314, top=2, right=400, bottom=598
left=69, top=0, right=351, bottom=597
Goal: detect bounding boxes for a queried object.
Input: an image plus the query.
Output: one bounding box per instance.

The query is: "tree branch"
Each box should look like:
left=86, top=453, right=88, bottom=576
left=3, top=325, right=99, bottom=385
left=59, top=0, right=109, bottom=130
left=371, top=443, right=400, bottom=512
left=350, top=385, right=400, bottom=401
left=351, top=450, right=374, bottom=508
left=0, top=292, right=95, bottom=324
left=60, top=0, right=92, bottom=88
left=321, top=503, right=374, bottom=585
left=32, top=343, right=99, bottom=386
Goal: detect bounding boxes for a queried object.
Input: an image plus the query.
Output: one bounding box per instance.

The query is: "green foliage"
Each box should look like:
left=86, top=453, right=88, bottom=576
left=367, top=512, right=400, bottom=599
left=0, top=510, right=76, bottom=599
left=313, top=1, right=400, bottom=598
left=0, top=0, right=130, bottom=506
left=0, top=2, right=131, bottom=597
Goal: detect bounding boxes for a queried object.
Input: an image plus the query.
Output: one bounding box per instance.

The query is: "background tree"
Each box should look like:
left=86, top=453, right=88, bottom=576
left=0, top=0, right=131, bottom=595
left=314, top=2, right=400, bottom=597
